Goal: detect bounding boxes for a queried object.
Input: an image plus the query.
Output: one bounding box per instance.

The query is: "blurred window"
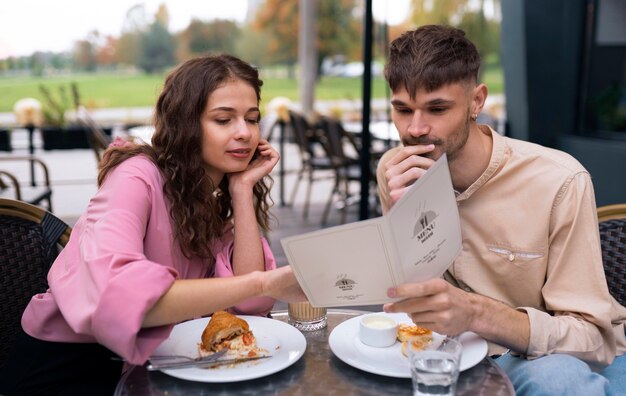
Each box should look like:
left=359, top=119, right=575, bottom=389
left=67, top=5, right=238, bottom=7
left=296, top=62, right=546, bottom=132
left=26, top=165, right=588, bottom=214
left=580, top=0, right=626, bottom=136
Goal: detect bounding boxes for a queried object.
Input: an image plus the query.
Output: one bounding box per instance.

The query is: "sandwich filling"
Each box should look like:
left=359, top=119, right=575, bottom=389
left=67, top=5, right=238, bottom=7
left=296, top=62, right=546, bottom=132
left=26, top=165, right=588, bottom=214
left=199, top=311, right=260, bottom=358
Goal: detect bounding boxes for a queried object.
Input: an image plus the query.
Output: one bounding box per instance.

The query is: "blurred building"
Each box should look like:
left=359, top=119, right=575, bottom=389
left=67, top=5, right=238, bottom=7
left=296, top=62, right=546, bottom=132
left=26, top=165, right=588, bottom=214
left=502, top=0, right=626, bottom=205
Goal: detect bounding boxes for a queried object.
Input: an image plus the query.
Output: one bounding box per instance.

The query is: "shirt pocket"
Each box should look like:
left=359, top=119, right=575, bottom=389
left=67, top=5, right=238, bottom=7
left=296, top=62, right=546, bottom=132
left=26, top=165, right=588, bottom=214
left=487, top=245, right=545, bottom=268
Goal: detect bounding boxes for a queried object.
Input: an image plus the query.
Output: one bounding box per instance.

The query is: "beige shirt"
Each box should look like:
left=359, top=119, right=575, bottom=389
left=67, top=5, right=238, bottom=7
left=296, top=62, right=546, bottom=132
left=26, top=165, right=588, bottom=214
left=377, top=126, right=626, bottom=368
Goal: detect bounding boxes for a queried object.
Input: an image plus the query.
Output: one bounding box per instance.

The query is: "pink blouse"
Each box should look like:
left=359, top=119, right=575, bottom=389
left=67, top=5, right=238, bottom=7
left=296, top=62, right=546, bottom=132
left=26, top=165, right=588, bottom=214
left=21, top=156, right=276, bottom=365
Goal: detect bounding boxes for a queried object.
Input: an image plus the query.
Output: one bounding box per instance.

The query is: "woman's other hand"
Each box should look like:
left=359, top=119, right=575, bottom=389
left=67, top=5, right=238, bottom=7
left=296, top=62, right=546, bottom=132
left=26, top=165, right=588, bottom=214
left=260, top=266, right=306, bottom=303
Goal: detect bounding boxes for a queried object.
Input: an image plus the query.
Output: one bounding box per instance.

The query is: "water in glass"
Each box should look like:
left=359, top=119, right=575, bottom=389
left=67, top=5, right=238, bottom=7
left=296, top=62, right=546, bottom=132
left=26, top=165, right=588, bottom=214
left=411, top=350, right=458, bottom=395
left=408, top=336, right=462, bottom=396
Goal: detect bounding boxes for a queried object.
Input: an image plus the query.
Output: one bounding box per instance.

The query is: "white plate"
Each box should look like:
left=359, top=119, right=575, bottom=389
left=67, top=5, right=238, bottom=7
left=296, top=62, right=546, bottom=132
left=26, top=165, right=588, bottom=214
left=329, top=312, right=488, bottom=378
left=152, top=316, right=306, bottom=382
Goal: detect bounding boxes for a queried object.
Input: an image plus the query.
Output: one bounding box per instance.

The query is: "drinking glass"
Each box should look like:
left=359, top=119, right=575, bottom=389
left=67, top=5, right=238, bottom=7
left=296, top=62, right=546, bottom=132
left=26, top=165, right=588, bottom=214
left=287, top=301, right=327, bottom=331
left=408, top=336, right=462, bottom=396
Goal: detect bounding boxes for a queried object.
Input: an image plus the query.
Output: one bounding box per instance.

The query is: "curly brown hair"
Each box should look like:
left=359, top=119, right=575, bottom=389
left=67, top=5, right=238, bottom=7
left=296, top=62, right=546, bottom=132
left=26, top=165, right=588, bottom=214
left=384, top=25, right=481, bottom=98
left=97, top=54, right=273, bottom=260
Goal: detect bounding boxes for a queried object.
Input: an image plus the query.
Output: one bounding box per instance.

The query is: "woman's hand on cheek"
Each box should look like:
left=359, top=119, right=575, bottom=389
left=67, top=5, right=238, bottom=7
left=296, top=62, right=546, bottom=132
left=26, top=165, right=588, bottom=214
left=228, top=139, right=279, bottom=191
left=253, top=139, right=280, bottom=174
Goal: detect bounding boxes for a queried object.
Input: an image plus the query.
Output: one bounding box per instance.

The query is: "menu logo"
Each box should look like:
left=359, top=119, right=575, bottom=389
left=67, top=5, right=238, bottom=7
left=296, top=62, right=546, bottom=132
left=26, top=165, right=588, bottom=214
left=413, top=202, right=437, bottom=244
left=335, top=273, right=356, bottom=291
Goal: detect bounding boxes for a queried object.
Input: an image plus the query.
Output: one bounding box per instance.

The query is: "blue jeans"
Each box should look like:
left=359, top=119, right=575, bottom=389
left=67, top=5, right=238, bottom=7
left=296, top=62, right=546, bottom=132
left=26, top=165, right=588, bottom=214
left=495, top=353, right=626, bottom=396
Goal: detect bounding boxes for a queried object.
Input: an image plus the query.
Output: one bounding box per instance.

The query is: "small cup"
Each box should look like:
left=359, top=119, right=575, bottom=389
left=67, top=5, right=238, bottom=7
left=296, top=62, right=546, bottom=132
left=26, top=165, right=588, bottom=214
left=408, top=336, right=462, bottom=396
left=359, top=314, right=398, bottom=347
left=287, top=301, right=327, bottom=331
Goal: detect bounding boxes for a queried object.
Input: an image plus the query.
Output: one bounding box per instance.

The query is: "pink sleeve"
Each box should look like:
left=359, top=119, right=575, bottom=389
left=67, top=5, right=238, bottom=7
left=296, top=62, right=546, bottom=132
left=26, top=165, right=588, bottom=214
left=45, top=158, right=178, bottom=365
left=213, top=236, right=276, bottom=316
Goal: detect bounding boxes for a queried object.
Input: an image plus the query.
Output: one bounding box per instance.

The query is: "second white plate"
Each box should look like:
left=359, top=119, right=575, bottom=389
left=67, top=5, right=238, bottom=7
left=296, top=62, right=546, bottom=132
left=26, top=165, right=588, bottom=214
left=329, top=312, right=488, bottom=378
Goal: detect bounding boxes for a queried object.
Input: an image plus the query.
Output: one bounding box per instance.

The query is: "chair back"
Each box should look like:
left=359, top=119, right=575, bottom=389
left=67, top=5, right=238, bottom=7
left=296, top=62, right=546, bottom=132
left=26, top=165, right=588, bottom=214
left=597, top=204, right=626, bottom=307
left=0, top=198, right=71, bottom=369
left=0, top=156, right=54, bottom=212
left=288, top=110, right=316, bottom=158
left=87, top=128, right=112, bottom=164
left=77, top=106, right=111, bottom=164
left=317, top=116, right=360, bottom=166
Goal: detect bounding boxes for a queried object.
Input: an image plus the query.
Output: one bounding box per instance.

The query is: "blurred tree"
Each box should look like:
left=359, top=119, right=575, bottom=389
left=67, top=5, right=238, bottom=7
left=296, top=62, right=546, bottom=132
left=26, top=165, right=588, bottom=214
left=253, top=0, right=361, bottom=77
left=253, top=0, right=298, bottom=75
left=138, top=20, right=176, bottom=73
left=74, top=31, right=99, bottom=72
left=97, top=36, right=119, bottom=68
left=318, top=0, right=361, bottom=64
left=30, top=52, right=47, bottom=77
left=3, top=57, right=19, bottom=73
left=155, top=3, right=170, bottom=28
left=123, top=4, right=149, bottom=32
left=11, top=58, right=20, bottom=73
left=115, top=32, right=141, bottom=67
left=3, top=58, right=9, bottom=71
left=234, top=28, right=272, bottom=66
left=408, top=0, right=501, bottom=73
left=457, top=9, right=500, bottom=63
left=115, top=3, right=150, bottom=68
left=74, top=39, right=97, bottom=71
left=50, top=53, right=72, bottom=71
left=16, top=57, right=29, bottom=72
left=178, top=19, right=241, bottom=60
left=410, top=0, right=466, bottom=25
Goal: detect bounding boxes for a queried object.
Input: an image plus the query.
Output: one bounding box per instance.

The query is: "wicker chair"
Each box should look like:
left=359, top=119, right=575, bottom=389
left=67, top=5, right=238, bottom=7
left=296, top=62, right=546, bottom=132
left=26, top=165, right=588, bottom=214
left=597, top=203, right=626, bottom=307
left=0, top=198, right=71, bottom=369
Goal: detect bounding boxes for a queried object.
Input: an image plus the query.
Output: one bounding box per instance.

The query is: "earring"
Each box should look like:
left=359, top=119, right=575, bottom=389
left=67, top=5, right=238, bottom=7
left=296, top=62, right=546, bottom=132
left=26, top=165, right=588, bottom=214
left=471, top=113, right=477, bottom=121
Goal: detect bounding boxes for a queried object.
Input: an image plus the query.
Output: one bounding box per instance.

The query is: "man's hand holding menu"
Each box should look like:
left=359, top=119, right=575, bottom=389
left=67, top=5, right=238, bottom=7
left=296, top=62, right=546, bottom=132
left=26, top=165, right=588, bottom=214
left=281, top=155, right=462, bottom=307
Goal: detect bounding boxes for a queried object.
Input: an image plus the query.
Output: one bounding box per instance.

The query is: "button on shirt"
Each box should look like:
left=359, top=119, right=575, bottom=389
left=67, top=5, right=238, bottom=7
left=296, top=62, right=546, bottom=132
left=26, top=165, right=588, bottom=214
left=377, top=126, right=626, bottom=368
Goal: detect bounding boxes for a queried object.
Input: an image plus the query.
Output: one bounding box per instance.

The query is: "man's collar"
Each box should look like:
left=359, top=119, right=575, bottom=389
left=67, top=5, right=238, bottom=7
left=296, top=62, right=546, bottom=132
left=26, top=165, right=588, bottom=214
left=455, top=125, right=504, bottom=201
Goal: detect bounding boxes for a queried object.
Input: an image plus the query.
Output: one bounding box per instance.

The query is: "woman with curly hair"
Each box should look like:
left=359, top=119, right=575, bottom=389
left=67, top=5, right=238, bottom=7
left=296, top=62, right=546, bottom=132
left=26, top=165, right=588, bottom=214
left=0, top=54, right=305, bottom=395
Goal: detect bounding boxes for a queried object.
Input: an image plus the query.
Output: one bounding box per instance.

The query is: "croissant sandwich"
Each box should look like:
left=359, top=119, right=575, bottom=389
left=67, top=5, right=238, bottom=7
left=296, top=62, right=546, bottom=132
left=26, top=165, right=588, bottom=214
left=200, top=311, right=256, bottom=354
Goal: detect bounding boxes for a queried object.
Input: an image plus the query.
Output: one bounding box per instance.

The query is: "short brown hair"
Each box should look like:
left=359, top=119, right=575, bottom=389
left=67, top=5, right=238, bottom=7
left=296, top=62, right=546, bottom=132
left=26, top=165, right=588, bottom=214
left=384, top=25, right=481, bottom=97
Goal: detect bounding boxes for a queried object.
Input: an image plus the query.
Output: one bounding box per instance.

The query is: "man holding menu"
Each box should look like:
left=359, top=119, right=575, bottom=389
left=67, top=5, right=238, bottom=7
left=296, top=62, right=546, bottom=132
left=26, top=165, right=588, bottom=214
left=377, top=25, right=625, bottom=395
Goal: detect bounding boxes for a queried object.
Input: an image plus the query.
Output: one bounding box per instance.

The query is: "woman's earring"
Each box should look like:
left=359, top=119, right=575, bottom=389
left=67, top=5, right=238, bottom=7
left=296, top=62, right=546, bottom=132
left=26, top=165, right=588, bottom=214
left=471, top=113, right=478, bottom=121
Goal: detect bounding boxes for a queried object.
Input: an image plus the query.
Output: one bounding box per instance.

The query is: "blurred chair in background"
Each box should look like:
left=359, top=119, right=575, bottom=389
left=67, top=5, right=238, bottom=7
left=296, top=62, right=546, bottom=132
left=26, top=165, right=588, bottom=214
left=0, top=198, right=71, bottom=369
left=0, top=156, right=53, bottom=212
left=316, top=115, right=365, bottom=225
left=287, top=110, right=336, bottom=220
left=76, top=106, right=112, bottom=165
left=317, top=115, right=384, bottom=223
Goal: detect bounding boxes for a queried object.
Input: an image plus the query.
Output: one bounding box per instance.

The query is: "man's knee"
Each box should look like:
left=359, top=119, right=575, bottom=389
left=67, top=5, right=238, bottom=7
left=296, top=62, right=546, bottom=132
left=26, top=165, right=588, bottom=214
left=497, top=354, right=610, bottom=396
left=601, top=353, right=626, bottom=396
left=524, top=354, right=589, bottom=377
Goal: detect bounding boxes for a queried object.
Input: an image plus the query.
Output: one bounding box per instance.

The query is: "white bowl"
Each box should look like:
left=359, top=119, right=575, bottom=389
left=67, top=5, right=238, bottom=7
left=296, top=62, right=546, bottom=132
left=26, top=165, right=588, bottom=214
left=359, top=314, right=398, bottom=348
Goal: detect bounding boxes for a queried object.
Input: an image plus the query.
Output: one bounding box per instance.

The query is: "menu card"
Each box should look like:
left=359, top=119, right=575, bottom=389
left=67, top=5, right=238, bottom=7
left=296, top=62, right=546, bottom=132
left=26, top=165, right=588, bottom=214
left=280, top=154, right=462, bottom=307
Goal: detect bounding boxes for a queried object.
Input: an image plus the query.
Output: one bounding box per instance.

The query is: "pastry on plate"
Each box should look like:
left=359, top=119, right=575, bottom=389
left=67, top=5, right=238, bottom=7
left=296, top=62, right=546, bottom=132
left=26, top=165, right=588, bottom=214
left=397, top=323, right=433, bottom=356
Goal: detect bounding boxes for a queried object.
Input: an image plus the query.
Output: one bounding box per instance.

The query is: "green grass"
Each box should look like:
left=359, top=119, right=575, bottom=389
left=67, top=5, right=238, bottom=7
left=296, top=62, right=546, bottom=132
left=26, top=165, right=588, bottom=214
left=256, top=76, right=391, bottom=103
left=0, top=73, right=166, bottom=111
left=481, top=65, right=504, bottom=95
left=0, top=67, right=504, bottom=113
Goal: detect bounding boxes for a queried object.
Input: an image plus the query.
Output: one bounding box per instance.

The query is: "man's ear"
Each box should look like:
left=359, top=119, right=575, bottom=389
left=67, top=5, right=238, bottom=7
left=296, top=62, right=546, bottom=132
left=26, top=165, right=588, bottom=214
left=471, top=83, right=488, bottom=116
